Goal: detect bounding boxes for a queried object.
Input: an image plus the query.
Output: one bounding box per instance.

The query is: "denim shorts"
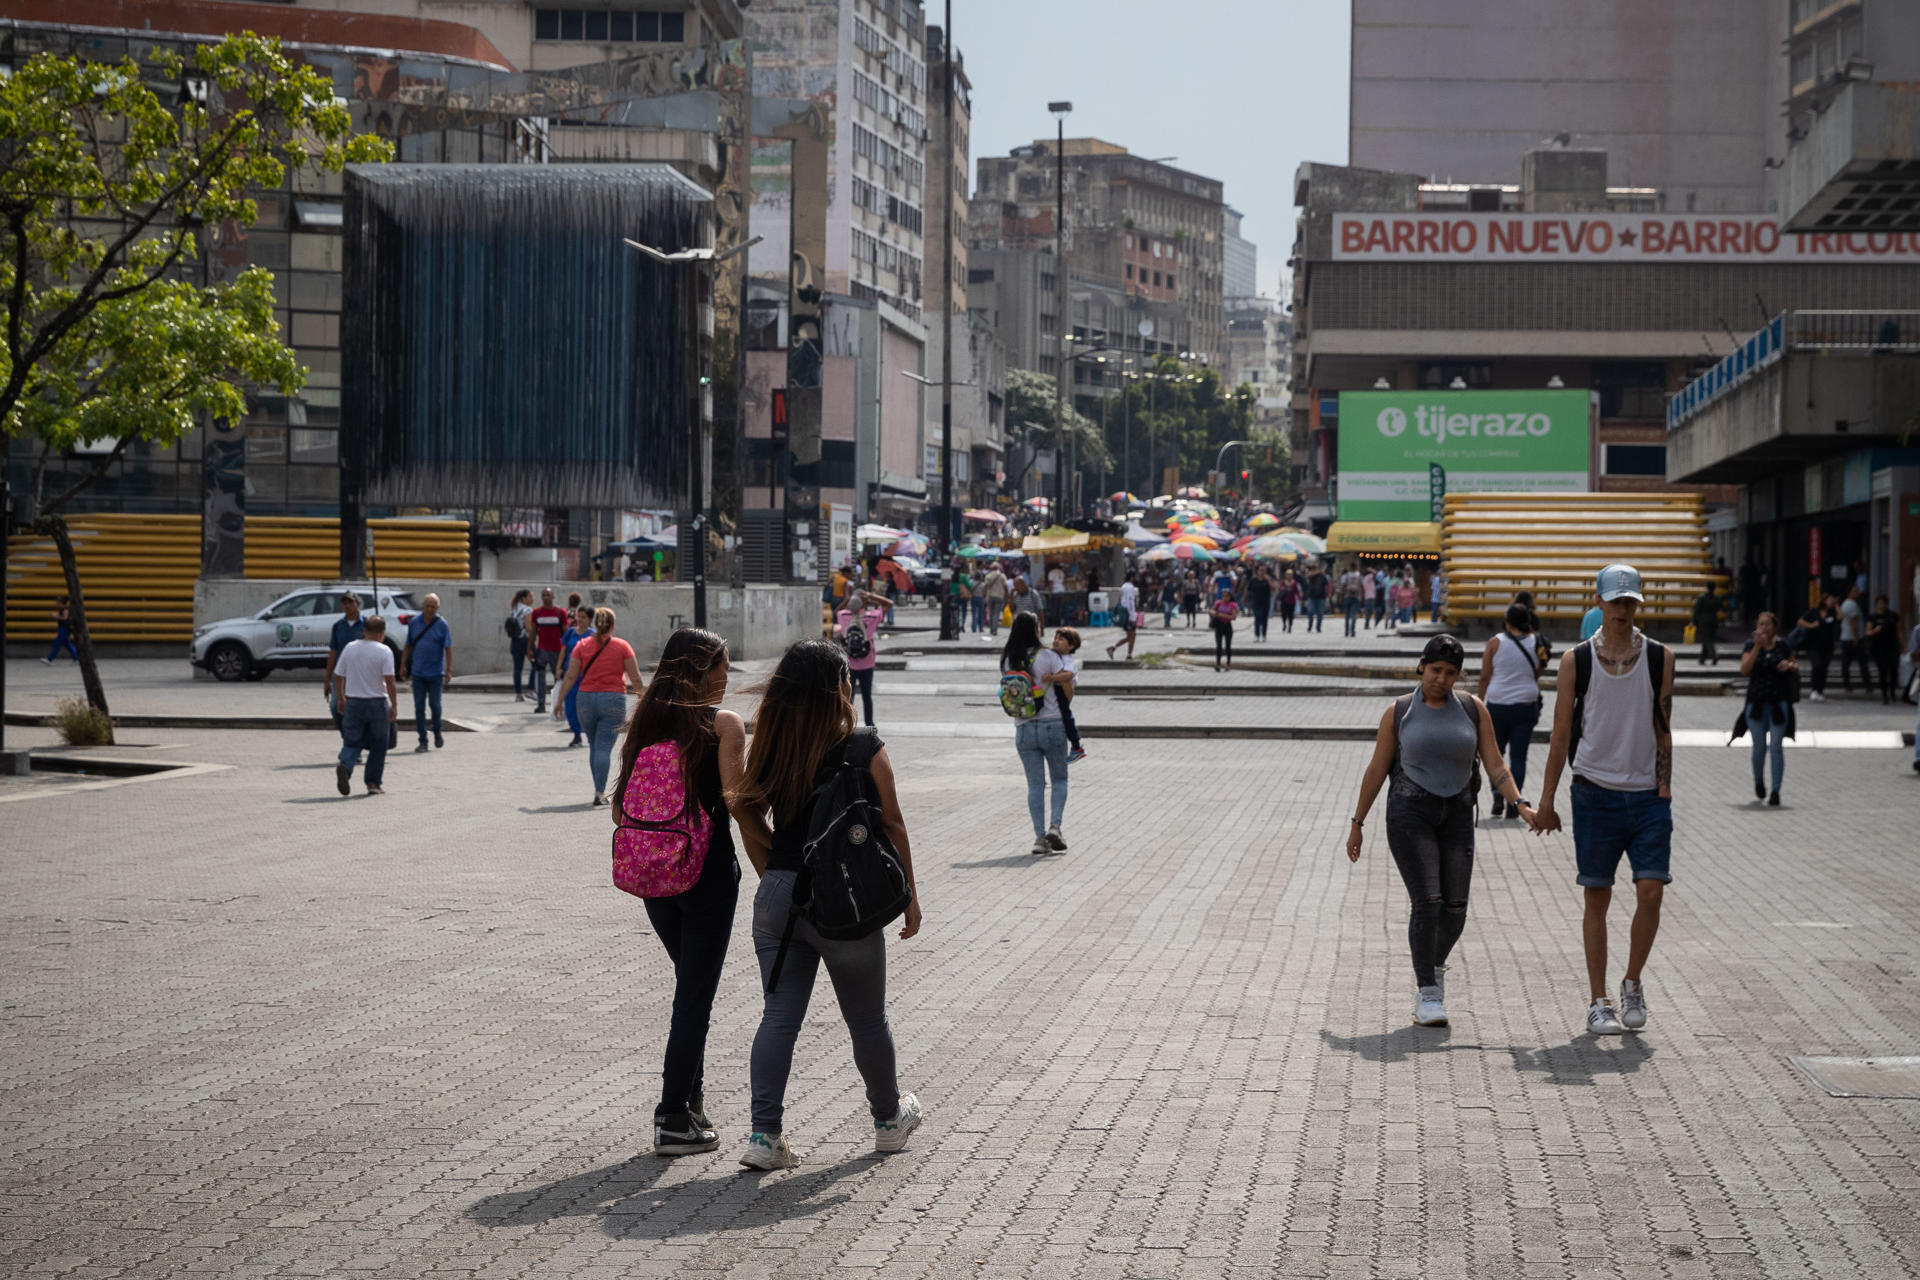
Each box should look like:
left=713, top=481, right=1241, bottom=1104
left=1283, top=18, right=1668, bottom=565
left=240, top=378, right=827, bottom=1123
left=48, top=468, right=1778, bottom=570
left=1571, top=780, right=1673, bottom=887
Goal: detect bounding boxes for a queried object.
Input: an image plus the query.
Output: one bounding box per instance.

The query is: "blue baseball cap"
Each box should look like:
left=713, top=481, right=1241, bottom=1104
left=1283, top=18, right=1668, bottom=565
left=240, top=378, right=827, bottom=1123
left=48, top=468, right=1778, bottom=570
left=1596, top=563, right=1644, bottom=602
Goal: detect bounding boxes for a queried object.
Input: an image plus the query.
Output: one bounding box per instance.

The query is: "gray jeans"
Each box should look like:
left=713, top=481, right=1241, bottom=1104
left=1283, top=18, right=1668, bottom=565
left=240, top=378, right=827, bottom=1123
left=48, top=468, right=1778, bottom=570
left=750, top=870, right=899, bottom=1134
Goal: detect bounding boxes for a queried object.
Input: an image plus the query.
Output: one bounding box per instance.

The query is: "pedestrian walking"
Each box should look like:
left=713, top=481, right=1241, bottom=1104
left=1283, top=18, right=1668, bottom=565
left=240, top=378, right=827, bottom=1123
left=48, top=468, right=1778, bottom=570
left=1008, top=575, right=1043, bottom=627
left=726, top=639, right=924, bottom=1170
left=980, top=563, right=1008, bottom=636
left=1429, top=571, right=1446, bottom=623
left=1865, top=595, right=1902, bottom=705
left=1360, top=568, right=1377, bottom=630
left=1181, top=570, right=1201, bottom=630
left=1691, top=580, right=1723, bottom=664
left=1346, top=634, right=1539, bottom=1027
left=952, top=564, right=973, bottom=633
left=557, top=605, right=594, bottom=747
left=1533, top=564, right=1676, bottom=1037
left=1796, top=594, right=1838, bottom=701
left=611, top=627, right=745, bottom=1157
left=1306, top=565, right=1330, bottom=632
left=1737, top=612, right=1797, bottom=805
left=41, top=596, right=79, bottom=664
left=1278, top=571, right=1300, bottom=633
left=1246, top=566, right=1274, bottom=641
left=1340, top=565, right=1363, bottom=637
left=332, top=615, right=397, bottom=797
left=1476, top=604, right=1545, bottom=819
left=1107, top=572, right=1141, bottom=660
left=836, top=589, right=886, bottom=728
left=323, top=590, right=365, bottom=731
left=1210, top=589, right=1240, bottom=671
left=551, top=607, right=645, bottom=806
left=1837, top=585, right=1870, bottom=693
left=401, top=593, right=451, bottom=753
left=528, top=588, right=570, bottom=712
left=1001, top=612, right=1075, bottom=855
left=1160, top=574, right=1180, bottom=629
left=505, top=589, right=534, bottom=702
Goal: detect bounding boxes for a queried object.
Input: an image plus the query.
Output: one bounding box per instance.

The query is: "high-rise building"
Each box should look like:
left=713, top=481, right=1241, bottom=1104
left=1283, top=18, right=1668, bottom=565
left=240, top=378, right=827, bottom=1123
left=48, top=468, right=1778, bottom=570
left=1223, top=206, right=1259, bottom=302
left=1781, top=0, right=1920, bottom=231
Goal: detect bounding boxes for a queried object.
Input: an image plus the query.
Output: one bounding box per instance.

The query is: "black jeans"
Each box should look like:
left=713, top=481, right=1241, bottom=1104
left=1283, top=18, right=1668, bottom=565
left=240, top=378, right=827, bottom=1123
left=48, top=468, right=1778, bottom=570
left=1252, top=603, right=1270, bottom=639
left=641, top=850, right=741, bottom=1115
left=1873, top=647, right=1899, bottom=701
left=1837, top=641, right=1871, bottom=691
left=850, top=666, right=874, bottom=726
left=1279, top=600, right=1295, bottom=632
left=1384, top=781, right=1475, bottom=987
left=510, top=636, right=528, bottom=696
left=1486, top=700, right=1541, bottom=798
left=1808, top=644, right=1832, bottom=694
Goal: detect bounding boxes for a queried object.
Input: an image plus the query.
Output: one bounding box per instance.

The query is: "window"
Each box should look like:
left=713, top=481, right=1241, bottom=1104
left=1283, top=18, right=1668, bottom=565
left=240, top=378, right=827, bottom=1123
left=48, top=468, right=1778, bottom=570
left=266, top=594, right=320, bottom=619
left=967, top=267, right=994, bottom=283
left=1166, top=274, right=1175, bottom=290
left=534, top=8, right=684, bottom=43
left=1603, top=444, right=1668, bottom=477
left=1125, top=264, right=1134, bottom=279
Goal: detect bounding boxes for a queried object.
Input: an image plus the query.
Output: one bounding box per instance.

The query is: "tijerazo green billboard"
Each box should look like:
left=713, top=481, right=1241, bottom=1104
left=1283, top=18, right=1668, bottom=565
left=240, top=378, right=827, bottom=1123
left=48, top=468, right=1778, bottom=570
left=1335, top=389, right=1592, bottom=522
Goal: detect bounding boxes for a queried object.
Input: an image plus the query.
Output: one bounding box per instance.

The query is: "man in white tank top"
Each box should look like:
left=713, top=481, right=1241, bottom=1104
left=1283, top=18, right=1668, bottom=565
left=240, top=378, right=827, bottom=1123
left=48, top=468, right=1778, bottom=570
left=1534, top=564, right=1676, bottom=1038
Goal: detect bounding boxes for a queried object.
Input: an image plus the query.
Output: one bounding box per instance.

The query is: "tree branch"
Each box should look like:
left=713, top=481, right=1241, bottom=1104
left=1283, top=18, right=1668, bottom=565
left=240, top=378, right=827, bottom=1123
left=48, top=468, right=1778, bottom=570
left=41, top=431, right=139, bottom=515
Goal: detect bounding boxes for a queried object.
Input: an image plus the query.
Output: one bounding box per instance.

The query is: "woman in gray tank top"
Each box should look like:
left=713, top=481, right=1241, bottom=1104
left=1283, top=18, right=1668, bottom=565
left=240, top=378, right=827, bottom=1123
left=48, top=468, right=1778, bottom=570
left=1346, top=635, right=1540, bottom=1028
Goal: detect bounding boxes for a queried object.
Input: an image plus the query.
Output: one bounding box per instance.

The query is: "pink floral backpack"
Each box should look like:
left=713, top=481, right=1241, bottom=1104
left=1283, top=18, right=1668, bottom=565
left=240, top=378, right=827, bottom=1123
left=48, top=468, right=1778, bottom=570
left=611, top=741, right=713, bottom=898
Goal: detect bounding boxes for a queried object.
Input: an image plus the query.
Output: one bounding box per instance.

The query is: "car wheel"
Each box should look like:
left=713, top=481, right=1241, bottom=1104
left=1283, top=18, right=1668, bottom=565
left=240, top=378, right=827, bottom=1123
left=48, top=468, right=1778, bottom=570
left=207, top=642, right=252, bottom=683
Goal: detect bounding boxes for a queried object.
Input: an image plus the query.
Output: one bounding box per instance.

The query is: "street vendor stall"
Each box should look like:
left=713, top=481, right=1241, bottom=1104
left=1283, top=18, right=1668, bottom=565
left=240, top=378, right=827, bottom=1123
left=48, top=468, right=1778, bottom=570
left=1021, top=525, right=1127, bottom=627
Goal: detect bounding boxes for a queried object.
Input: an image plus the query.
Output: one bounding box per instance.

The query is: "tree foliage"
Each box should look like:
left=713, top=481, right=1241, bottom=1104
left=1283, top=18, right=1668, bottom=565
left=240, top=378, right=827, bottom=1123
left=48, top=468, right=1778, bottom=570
left=1094, top=357, right=1274, bottom=500
left=1005, top=366, right=1111, bottom=487
left=0, top=33, right=391, bottom=479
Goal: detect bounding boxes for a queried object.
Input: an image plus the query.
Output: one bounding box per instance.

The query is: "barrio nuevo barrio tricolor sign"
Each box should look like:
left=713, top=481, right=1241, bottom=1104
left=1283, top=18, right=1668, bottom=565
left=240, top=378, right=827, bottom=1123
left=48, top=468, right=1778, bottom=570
left=1332, top=212, right=1920, bottom=263
left=1336, top=389, right=1591, bottom=522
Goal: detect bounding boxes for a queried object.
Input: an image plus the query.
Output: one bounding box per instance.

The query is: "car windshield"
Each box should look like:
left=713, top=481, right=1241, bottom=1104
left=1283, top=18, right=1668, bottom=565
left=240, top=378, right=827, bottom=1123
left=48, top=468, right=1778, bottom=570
left=264, top=595, right=319, bottom=619
left=387, top=593, right=418, bottom=611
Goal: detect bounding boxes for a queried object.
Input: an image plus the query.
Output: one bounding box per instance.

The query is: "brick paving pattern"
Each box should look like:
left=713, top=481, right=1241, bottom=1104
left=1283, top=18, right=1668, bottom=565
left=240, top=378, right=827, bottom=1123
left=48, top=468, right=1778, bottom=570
left=3, top=658, right=1918, bottom=1278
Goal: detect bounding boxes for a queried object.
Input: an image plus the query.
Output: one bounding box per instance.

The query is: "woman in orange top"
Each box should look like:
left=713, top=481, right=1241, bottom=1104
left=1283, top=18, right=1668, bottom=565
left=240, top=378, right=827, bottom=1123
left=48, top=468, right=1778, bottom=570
left=552, top=607, right=646, bottom=805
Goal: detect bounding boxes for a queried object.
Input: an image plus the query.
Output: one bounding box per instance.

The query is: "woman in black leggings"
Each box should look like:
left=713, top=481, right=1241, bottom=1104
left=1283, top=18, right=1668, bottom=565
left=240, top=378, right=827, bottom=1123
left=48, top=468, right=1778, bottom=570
left=1209, top=589, right=1240, bottom=671
left=1345, top=635, right=1539, bottom=1028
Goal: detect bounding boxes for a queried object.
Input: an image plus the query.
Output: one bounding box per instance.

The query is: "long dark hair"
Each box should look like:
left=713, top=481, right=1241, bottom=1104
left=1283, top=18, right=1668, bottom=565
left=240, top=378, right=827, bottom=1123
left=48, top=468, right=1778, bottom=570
left=732, top=639, right=855, bottom=827
left=617, top=627, right=728, bottom=819
left=1000, top=611, right=1042, bottom=673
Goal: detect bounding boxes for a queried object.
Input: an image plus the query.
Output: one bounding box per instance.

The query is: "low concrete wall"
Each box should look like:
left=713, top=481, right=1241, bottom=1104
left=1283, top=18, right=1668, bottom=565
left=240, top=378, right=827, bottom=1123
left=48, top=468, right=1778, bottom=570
left=193, top=579, right=823, bottom=674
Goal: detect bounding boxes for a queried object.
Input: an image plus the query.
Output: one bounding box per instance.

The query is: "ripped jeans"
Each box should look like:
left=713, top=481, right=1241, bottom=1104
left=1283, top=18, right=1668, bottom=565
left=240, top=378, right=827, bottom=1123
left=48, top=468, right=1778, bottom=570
left=1384, top=777, right=1476, bottom=988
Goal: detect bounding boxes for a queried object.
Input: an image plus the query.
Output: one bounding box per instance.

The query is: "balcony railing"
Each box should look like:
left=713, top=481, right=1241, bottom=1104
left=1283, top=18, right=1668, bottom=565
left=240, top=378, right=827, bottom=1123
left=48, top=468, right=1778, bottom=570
left=1667, top=310, right=1920, bottom=431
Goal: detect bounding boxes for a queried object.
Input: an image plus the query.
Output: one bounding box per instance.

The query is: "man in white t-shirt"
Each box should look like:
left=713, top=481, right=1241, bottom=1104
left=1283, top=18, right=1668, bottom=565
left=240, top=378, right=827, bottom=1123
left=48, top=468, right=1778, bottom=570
left=1837, top=585, right=1869, bottom=693
left=1107, top=571, right=1141, bottom=661
left=332, top=616, right=398, bottom=796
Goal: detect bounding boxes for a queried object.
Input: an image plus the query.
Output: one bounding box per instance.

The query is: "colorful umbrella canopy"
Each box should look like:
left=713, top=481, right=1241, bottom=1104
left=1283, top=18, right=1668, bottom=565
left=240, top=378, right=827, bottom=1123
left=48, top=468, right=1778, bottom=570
left=1171, top=533, right=1220, bottom=550
left=1143, top=542, right=1215, bottom=563
left=1176, top=485, right=1209, bottom=499
left=857, top=523, right=909, bottom=545
left=1212, top=548, right=1242, bottom=562
left=1109, top=491, right=1140, bottom=505
left=886, top=533, right=929, bottom=557
left=869, top=559, right=913, bottom=593
left=1248, top=534, right=1311, bottom=560
left=1124, top=522, right=1169, bottom=546
left=1246, top=513, right=1281, bottom=530
left=955, top=544, right=1002, bottom=558
left=1021, top=496, right=1052, bottom=509
left=962, top=508, right=1007, bottom=524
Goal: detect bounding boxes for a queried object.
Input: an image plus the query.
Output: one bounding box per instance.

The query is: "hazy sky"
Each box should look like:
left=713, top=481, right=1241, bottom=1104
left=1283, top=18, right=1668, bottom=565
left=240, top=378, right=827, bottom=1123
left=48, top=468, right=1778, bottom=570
left=953, top=0, right=1352, bottom=298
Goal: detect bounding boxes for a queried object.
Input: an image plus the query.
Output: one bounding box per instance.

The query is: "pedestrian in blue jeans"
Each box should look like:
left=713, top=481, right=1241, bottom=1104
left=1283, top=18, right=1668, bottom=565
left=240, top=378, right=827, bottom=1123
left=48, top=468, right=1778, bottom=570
left=1002, top=613, right=1074, bottom=856
left=401, top=593, right=452, bottom=753
left=551, top=607, right=643, bottom=806
left=42, top=597, right=79, bottom=663
left=1477, top=605, right=1546, bottom=816
left=1738, top=613, right=1798, bottom=804
left=726, top=639, right=925, bottom=1171
left=556, top=605, right=593, bottom=747
left=331, top=617, right=397, bottom=796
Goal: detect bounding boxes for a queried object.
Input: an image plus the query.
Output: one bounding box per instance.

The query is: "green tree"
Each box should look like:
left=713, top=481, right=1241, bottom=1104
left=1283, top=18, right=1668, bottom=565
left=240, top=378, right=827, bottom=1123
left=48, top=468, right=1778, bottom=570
left=1005, top=367, right=1109, bottom=509
left=1105, top=357, right=1259, bottom=500
left=1, top=34, right=390, bottom=737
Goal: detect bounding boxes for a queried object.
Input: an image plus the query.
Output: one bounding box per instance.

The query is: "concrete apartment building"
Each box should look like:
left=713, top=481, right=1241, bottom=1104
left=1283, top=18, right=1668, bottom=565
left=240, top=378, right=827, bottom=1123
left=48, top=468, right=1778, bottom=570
left=1224, top=206, right=1259, bottom=300
left=744, top=0, right=936, bottom=534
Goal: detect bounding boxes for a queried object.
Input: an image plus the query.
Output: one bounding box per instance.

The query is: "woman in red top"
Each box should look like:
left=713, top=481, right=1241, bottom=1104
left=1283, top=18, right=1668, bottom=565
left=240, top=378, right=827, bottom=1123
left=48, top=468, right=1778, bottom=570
left=552, top=607, right=645, bottom=805
left=1210, top=589, right=1241, bottom=671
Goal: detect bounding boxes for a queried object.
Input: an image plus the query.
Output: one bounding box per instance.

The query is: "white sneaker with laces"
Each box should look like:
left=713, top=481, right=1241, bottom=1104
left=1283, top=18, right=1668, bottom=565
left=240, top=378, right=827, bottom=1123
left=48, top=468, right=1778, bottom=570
left=874, top=1092, right=923, bottom=1153
left=1587, top=998, right=1626, bottom=1035
left=1619, top=978, right=1648, bottom=1030
left=1413, top=985, right=1448, bottom=1026
left=738, top=1132, right=800, bottom=1170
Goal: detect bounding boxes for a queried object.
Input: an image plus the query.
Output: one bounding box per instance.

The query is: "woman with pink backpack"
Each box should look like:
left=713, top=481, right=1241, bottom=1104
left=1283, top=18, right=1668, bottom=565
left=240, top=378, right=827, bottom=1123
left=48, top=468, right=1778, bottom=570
left=608, top=627, right=746, bottom=1157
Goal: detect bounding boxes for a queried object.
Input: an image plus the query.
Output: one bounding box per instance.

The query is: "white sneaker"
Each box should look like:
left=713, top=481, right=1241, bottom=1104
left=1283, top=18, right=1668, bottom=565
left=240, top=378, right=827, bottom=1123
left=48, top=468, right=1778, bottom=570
left=1619, top=978, right=1648, bottom=1030
left=1809, top=691, right=1826, bottom=703
left=1030, top=836, right=1050, bottom=857
left=1434, top=963, right=1447, bottom=1002
left=1044, top=825, right=1067, bottom=852
left=1587, top=998, right=1626, bottom=1035
left=738, top=1132, right=800, bottom=1170
left=874, top=1092, right=923, bottom=1153
left=1413, top=985, right=1448, bottom=1026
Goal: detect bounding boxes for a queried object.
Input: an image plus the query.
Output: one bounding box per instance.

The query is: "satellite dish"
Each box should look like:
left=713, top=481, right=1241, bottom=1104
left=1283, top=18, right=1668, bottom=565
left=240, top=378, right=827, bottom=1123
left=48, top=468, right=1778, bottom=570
left=1137, top=319, right=1155, bottom=338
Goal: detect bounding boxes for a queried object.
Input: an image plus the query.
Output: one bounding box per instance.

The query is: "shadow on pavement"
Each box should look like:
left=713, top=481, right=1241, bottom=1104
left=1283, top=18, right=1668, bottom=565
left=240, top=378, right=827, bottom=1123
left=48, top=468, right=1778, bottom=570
left=1505, top=1035, right=1655, bottom=1084
left=1319, top=1025, right=1457, bottom=1062
left=519, top=802, right=599, bottom=814
left=466, top=1151, right=867, bottom=1238
left=949, top=853, right=1047, bottom=869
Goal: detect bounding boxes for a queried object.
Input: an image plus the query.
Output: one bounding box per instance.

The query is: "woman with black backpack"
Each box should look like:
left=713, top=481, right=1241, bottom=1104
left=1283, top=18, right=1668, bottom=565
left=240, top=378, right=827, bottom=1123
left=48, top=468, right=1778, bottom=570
left=609, top=627, right=745, bottom=1157
left=1345, top=635, right=1541, bottom=1029
left=727, top=640, right=923, bottom=1171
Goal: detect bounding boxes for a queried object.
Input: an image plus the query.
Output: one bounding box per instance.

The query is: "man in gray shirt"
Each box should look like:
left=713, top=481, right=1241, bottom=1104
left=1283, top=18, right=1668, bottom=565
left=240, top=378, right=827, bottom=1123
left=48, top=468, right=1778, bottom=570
left=1837, top=585, right=1869, bottom=693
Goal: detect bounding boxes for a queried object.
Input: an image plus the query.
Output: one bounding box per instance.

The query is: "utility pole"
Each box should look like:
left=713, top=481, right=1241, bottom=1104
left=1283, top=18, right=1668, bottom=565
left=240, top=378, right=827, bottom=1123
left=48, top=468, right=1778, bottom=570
left=1049, top=101, right=1071, bottom=521
left=937, top=0, right=957, bottom=642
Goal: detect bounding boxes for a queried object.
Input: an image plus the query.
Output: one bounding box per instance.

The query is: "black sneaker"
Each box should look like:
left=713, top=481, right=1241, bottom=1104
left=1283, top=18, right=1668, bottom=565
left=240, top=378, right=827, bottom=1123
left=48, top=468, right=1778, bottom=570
left=654, top=1110, right=719, bottom=1157
left=1490, top=795, right=1505, bottom=819
left=433, top=730, right=445, bottom=748
left=1754, top=780, right=1766, bottom=800
left=336, top=765, right=351, bottom=796
left=1768, top=791, right=1781, bottom=807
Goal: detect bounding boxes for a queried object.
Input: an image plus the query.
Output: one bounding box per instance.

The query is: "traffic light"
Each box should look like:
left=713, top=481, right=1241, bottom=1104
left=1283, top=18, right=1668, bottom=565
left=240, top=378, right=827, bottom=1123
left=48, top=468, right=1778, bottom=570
left=1240, top=469, right=1250, bottom=481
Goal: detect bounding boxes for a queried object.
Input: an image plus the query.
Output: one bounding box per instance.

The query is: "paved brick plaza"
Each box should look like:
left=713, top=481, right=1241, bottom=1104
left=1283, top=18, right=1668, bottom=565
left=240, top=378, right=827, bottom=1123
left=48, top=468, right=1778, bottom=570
left=3, top=655, right=1918, bottom=1278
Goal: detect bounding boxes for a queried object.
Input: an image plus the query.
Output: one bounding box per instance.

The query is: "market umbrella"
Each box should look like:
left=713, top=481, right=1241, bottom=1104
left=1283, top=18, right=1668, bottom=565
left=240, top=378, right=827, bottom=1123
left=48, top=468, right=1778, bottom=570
left=1163, top=542, right=1216, bottom=563
left=869, top=559, right=913, bottom=593
left=1022, top=497, right=1052, bottom=510
left=1139, top=545, right=1177, bottom=563
left=955, top=544, right=1001, bottom=558
left=1269, top=530, right=1326, bottom=556
left=1212, top=548, right=1242, bottom=562
left=962, top=508, right=1007, bottom=524
left=1109, top=491, right=1140, bottom=505
left=1246, top=513, right=1281, bottom=531
left=1124, top=522, right=1169, bottom=546
left=1249, top=534, right=1312, bottom=560
left=858, top=523, right=909, bottom=546
left=1171, top=533, right=1220, bottom=550
left=886, top=533, right=929, bottom=557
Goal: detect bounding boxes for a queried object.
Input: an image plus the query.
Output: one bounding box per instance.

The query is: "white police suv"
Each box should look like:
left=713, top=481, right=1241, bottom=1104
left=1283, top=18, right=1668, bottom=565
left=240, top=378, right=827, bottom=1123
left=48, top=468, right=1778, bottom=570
left=190, top=586, right=418, bottom=682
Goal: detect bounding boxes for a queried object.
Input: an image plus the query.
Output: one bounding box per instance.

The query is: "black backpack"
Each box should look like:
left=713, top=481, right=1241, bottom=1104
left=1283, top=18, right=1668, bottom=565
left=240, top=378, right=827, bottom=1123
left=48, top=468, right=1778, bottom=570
left=840, top=615, right=872, bottom=661
left=764, top=729, right=912, bottom=992
left=503, top=611, right=524, bottom=640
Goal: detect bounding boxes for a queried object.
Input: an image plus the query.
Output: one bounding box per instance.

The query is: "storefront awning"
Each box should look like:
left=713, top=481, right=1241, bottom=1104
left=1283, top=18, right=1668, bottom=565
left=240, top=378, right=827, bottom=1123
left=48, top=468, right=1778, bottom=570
left=1325, top=521, right=1442, bottom=555
left=1022, top=530, right=1092, bottom=553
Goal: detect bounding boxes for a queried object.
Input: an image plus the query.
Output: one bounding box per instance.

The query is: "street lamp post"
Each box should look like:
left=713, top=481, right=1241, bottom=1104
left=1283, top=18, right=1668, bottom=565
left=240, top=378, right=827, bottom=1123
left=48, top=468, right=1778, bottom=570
left=937, top=0, right=958, bottom=641
left=1048, top=100, right=1071, bottom=518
